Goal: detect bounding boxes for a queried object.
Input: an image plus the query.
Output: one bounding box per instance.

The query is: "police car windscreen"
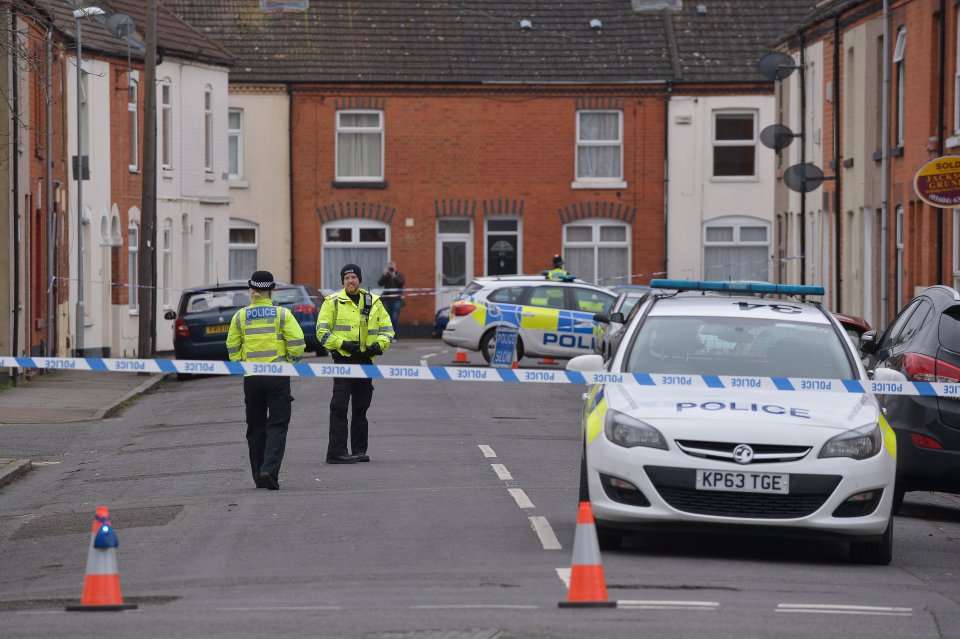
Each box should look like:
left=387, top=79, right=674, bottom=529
left=626, top=317, right=855, bottom=379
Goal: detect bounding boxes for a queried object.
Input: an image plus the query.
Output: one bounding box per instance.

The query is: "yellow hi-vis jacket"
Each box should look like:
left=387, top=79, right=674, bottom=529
left=546, top=267, right=571, bottom=281
left=316, top=288, right=394, bottom=359
left=226, top=297, right=306, bottom=368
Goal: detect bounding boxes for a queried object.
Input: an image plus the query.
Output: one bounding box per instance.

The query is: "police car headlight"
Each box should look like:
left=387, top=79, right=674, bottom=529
left=818, top=424, right=883, bottom=460
left=604, top=410, right=668, bottom=450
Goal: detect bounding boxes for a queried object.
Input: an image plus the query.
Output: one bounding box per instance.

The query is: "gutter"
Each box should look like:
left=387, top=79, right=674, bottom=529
left=880, top=0, right=890, bottom=324
left=936, top=0, right=946, bottom=284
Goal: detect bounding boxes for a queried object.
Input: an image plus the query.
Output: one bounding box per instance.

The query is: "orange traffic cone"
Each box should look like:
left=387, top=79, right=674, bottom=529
left=454, top=348, right=469, bottom=363
left=511, top=360, right=519, bottom=369
left=558, top=502, right=616, bottom=608
left=66, top=506, right=137, bottom=611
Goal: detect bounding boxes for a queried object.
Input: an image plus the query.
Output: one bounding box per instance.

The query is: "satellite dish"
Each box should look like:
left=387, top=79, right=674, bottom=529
left=783, top=163, right=825, bottom=193
left=106, top=13, right=136, bottom=38
left=757, top=51, right=798, bottom=81
left=760, top=124, right=797, bottom=151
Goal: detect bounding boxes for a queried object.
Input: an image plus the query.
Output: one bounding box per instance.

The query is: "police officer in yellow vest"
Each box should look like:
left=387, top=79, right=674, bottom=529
left=316, top=264, right=394, bottom=464
left=546, top=255, right=571, bottom=281
left=226, top=270, right=306, bottom=490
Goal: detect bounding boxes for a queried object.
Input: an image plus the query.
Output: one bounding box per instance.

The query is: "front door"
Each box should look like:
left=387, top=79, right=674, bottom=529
left=436, top=219, right=473, bottom=312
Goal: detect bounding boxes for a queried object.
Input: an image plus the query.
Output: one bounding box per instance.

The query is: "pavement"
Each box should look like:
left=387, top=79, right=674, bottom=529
left=0, top=368, right=167, bottom=489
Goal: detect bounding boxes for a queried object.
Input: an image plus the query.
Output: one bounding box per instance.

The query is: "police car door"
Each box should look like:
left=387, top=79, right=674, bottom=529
left=522, top=285, right=570, bottom=357
left=569, top=287, right=615, bottom=356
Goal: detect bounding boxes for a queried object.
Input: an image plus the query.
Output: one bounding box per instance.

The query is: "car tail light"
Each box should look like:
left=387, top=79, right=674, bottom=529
left=293, top=304, right=317, bottom=315
left=174, top=319, right=190, bottom=338
left=451, top=302, right=477, bottom=317
left=910, top=433, right=944, bottom=449
left=903, top=352, right=960, bottom=383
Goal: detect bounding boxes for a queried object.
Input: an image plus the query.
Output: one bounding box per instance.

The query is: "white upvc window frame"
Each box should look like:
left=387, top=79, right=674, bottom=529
left=204, top=85, right=214, bottom=173
left=702, top=216, right=771, bottom=281
left=127, top=77, right=139, bottom=171
left=228, top=108, right=243, bottom=179
left=162, top=218, right=172, bottom=309
left=896, top=205, right=905, bottom=308
left=128, top=221, right=139, bottom=313
left=573, top=109, right=625, bottom=188
left=228, top=219, right=259, bottom=280
left=562, top=218, right=631, bottom=285
left=335, top=109, right=384, bottom=182
left=711, top=109, right=758, bottom=180
left=203, top=217, right=214, bottom=284
left=161, top=78, right=173, bottom=169
left=893, top=27, right=906, bottom=148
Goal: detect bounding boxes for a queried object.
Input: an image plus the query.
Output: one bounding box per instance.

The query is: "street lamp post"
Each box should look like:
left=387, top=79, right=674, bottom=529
left=72, top=6, right=103, bottom=356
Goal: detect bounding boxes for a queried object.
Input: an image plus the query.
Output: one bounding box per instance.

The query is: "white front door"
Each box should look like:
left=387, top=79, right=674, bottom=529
left=436, top=219, right=473, bottom=312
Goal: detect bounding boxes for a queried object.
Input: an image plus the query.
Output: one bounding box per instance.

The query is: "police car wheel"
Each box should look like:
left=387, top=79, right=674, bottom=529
left=480, top=329, right=524, bottom=364
left=849, top=516, right=893, bottom=565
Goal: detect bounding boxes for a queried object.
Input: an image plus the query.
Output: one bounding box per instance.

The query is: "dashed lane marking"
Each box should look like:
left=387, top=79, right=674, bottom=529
left=491, top=463, right=513, bottom=481
left=478, top=444, right=496, bottom=458
left=508, top=488, right=535, bottom=509
left=776, top=604, right=913, bottom=616
left=215, top=606, right=343, bottom=611
left=529, top=516, right=562, bottom=550
left=419, top=352, right=440, bottom=367
left=411, top=604, right=539, bottom=610
left=618, top=600, right=719, bottom=611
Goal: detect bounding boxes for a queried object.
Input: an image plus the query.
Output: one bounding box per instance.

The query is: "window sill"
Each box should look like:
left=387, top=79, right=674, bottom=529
left=710, top=176, right=759, bottom=183
left=229, top=178, right=249, bottom=189
left=570, top=180, right=627, bottom=190
left=161, top=169, right=174, bottom=180
left=204, top=173, right=216, bottom=182
left=333, top=180, right=387, bottom=189
left=946, top=135, right=960, bottom=149
left=128, top=309, right=139, bottom=316
left=128, top=167, right=140, bottom=174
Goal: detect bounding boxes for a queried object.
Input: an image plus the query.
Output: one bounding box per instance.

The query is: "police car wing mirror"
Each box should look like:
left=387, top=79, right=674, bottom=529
left=163, top=310, right=176, bottom=320
left=859, top=330, right=878, bottom=355
left=593, top=312, right=610, bottom=323
left=610, top=312, right=625, bottom=324
left=869, top=367, right=907, bottom=383
left=566, top=354, right=604, bottom=372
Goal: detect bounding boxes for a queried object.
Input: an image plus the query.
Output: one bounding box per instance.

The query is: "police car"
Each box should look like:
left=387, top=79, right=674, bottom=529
left=567, top=280, right=901, bottom=564
left=442, top=275, right=616, bottom=363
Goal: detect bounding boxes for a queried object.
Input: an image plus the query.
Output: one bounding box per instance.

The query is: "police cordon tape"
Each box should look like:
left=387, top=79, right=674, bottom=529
left=1, top=355, right=958, bottom=398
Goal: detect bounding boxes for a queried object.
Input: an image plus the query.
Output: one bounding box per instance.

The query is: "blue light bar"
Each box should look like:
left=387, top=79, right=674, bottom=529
left=650, top=279, right=825, bottom=296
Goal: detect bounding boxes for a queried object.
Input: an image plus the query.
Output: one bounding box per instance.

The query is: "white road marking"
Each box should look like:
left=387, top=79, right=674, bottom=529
left=491, top=463, right=513, bottom=481
left=529, top=516, right=562, bottom=550
left=509, top=488, right=535, bottom=509
left=478, top=444, right=496, bottom=458
left=411, top=604, right=539, bottom=610
left=419, top=352, right=440, bottom=367
left=31, top=461, right=60, bottom=466
left=776, top=603, right=912, bottom=616
left=556, top=567, right=571, bottom=587
left=216, top=606, right=342, bottom=611
left=618, top=600, right=719, bottom=610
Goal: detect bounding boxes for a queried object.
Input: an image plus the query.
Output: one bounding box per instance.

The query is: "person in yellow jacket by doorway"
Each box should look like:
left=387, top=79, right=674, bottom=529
left=226, top=270, right=306, bottom=490
left=316, top=263, right=394, bottom=464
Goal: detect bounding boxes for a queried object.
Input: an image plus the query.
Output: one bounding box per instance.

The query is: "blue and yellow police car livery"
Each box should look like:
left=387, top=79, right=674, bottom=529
left=569, top=280, right=898, bottom=565
left=441, top=275, right=615, bottom=364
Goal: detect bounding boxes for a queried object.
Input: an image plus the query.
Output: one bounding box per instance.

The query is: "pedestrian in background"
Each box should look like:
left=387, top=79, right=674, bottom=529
left=546, top=255, right=571, bottom=280
left=377, top=260, right=405, bottom=338
left=317, top=264, right=394, bottom=464
left=226, top=270, right=306, bottom=490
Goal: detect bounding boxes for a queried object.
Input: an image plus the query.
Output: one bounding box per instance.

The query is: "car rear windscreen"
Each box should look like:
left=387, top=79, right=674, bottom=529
left=273, top=288, right=304, bottom=305
left=939, top=306, right=960, bottom=352
left=183, top=290, right=250, bottom=315
left=625, top=316, right=855, bottom=379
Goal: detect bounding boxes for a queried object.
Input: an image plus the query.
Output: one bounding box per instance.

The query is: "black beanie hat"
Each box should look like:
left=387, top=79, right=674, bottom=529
left=248, top=270, right=276, bottom=290
left=340, top=263, right=362, bottom=284
left=553, top=255, right=564, bottom=267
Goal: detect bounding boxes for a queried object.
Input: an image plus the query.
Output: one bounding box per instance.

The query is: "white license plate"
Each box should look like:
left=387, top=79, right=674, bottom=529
left=695, top=470, right=790, bottom=494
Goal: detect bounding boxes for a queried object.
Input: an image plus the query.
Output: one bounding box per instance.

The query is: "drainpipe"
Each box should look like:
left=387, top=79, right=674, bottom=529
left=287, top=83, right=295, bottom=282
left=833, top=17, right=842, bottom=311
left=880, top=0, right=890, bottom=325
left=936, top=0, right=946, bottom=284
left=664, top=81, right=672, bottom=278
left=799, top=32, right=807, bottom=286
left=46, top=27, right=53, bottom=356
left=11, top=6, right=20, bottom=384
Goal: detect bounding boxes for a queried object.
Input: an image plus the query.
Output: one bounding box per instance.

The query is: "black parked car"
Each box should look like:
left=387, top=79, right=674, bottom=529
left=861, top=285, right=960, bottom=512
left=165, top=281, right=327, bottom=365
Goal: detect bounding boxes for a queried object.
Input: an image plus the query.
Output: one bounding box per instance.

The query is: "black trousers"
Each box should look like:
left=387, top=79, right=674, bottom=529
left=328, top=376, right=374, bottom=457
left=244, top=375, right=293, bottom=483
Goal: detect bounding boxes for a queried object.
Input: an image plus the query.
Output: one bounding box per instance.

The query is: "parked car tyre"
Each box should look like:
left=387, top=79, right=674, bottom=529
left=480, top=328, right=524, bottom=364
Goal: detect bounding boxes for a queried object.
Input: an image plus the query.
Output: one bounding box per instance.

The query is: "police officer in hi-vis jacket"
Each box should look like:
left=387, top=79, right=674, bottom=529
left=316, top=264, right=394, bottom=464
left=226, top=270, right=306, bottom=490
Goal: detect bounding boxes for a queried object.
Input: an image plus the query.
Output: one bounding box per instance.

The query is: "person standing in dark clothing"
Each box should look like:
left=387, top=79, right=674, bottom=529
left=377, top=261, right=405, bottom=337
left=317, top=264, right=394, bottom=464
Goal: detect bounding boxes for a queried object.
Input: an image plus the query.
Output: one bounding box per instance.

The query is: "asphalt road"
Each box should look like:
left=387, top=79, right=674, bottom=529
left=1, top=340, right=959, bottom=638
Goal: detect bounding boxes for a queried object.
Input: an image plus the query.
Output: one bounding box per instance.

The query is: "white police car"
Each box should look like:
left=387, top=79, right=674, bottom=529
left=568, top=280, right=901, bottom=564
left=442, top=275, right=615, bottom=363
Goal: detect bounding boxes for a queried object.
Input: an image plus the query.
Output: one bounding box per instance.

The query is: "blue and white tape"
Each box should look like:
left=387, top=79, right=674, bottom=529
left=2, top=356, right=958, bottom=398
